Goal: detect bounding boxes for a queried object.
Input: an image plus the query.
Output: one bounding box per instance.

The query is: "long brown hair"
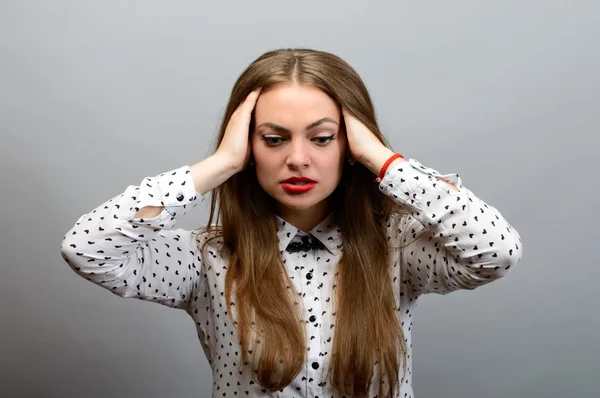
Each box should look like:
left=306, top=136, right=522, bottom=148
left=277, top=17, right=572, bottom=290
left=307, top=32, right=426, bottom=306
left=196, top=48, right=412, bottom=397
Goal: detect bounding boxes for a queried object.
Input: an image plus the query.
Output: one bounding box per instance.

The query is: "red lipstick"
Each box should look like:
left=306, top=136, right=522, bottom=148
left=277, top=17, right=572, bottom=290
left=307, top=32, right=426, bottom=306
left=280, top=176, right=317, bottom=193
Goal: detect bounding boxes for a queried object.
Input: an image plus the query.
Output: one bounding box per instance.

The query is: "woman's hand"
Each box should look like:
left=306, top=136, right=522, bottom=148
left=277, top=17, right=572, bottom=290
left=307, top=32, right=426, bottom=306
left=342, top=106, right=408, bottom=177
left=342, top=107, right=387, bottom=166
left=216, top=87, right=262, bottom=172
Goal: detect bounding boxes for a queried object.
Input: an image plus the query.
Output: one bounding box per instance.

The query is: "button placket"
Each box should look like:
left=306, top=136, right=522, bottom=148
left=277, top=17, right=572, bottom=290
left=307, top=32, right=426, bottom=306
left=286, top=233, right=325, bottom=396
left=307, top=262, right=324, bottom=396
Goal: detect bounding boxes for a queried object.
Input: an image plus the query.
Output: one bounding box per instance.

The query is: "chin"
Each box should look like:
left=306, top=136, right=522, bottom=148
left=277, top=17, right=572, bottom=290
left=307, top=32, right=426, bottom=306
left=275, top=194, right=321, bottom=209
left=273, top=185, right=332, bottom=209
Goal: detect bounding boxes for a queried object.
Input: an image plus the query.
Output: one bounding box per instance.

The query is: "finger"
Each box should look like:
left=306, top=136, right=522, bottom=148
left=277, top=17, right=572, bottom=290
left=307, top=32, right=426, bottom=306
left=341, top=107, right=354, bottom=125
left=232, top=87, right=261, bottom=117
left=239, top=87, right=262, bottom=114
left=246, top=87, right=262, bottom=105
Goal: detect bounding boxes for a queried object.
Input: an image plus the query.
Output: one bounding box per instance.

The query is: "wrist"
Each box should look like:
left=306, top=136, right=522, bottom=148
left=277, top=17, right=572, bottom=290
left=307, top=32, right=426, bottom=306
left=360, top=146, right=407, bottom=178
left=386, top=157, right=408, bottom=172
left=214, top=151, right=242, bottom=174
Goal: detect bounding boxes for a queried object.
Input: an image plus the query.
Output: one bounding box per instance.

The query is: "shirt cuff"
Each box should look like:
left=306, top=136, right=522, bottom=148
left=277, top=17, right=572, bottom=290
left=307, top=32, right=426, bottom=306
left=124, top=165, right=203, bottom=229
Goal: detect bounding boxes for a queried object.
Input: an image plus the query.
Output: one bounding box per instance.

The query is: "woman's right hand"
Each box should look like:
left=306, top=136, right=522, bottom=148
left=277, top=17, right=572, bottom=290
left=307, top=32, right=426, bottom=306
left=216, top=87, right=262, bottom=172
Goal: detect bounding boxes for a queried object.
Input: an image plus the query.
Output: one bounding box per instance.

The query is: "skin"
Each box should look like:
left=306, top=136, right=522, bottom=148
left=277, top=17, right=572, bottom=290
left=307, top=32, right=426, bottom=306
left=250, top=83, right=348, bottom=232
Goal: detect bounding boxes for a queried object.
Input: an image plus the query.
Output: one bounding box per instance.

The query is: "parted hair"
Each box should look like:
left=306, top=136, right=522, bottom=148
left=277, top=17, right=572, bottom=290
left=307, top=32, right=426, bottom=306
left=195, top=48, right=413, bottom=397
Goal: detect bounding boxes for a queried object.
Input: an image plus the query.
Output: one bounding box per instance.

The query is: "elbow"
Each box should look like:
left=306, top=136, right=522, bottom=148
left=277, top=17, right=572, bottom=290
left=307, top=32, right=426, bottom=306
left=500, top=238, right=523, bottom=275
left=464, top=245, right=523, bottom=286
left=60, top=238, right=82, bottom=274
left=60, top=231, right=90, bottom=276
left=492, top=256, right=519, bottom=279
left=486, top=244, right=523, bottom=280
left=485, top=233, right=523, bottom=276
left=501, top=249, right=523, bottom=276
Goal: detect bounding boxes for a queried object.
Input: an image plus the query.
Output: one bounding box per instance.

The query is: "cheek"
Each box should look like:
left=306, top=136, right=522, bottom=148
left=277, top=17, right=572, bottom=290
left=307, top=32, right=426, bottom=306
left=251, top=151, right=275, bottom=183
left=323, top=156, right=345, bottom=179
left=250, top=141, right=268, bottom=162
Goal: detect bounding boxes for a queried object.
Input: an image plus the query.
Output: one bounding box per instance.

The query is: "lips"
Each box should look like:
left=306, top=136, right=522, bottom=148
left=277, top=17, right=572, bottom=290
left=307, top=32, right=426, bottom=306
left=280, top=176, right=318, bottom=193
left=281, top=181, right=317, bottom=193
left=281, top=177, right=317, bottom=184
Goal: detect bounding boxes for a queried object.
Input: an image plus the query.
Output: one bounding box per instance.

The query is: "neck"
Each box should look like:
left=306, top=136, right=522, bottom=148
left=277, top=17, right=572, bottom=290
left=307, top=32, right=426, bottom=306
left=276, top=201, right=331, bottom=232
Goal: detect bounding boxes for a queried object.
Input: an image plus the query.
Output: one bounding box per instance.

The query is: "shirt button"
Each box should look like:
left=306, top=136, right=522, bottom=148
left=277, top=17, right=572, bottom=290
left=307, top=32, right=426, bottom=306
left=312, top=362, right=319, bottom=369
left=309, top=315, right=316, bottom=322
left=176, top=192, right=184, bottom=202
left=306, top=272, right=313, bottom=280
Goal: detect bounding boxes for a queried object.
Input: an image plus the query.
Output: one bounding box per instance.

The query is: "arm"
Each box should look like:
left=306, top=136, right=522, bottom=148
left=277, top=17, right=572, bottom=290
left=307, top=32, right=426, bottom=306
left=60, top=154, right=235, bottom=309
left=365, top=146, right=523, bottom=295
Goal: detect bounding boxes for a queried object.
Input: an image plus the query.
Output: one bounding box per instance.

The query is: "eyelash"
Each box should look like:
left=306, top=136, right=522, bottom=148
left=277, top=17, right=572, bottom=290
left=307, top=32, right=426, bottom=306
left=261, top=135, right=336, bottom=146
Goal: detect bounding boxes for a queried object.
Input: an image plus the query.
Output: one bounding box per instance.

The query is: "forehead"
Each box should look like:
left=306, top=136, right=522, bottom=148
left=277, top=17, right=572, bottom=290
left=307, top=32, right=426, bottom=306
left=254, top=83, right=340, bottom=123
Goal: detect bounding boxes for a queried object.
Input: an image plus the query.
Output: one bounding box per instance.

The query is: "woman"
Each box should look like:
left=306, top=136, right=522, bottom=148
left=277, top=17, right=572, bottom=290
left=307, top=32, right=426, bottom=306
left=60, top=48, right=523, bottom=398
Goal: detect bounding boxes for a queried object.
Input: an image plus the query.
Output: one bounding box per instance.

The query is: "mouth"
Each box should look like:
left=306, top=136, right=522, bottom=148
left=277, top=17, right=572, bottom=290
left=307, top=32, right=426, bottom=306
left=280, top=181, right=317, bottom=193
left=282, top=181, right=312, bottom=185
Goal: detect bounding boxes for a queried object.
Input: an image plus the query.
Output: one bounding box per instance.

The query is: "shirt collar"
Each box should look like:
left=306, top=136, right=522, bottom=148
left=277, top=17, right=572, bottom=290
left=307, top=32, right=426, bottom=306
left=275, top=212, right=341, bottom=256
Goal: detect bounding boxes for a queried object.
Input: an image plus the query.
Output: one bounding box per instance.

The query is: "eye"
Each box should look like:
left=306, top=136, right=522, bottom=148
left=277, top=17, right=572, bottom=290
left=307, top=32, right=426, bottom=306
left=261, top=135, right=336, bottom=146
left=314, top=135, right=335, bottom=145
left=262, top=136, right=284, bottom=145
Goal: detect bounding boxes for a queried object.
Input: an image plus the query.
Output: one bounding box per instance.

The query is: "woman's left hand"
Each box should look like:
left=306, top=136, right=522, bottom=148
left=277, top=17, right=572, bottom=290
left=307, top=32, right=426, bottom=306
left=342, top=107, right=386, bottom=165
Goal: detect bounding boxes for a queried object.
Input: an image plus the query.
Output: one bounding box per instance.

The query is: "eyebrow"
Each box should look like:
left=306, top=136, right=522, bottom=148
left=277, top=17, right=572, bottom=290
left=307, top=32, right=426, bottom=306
left=256, top=117, right=339, bottom=134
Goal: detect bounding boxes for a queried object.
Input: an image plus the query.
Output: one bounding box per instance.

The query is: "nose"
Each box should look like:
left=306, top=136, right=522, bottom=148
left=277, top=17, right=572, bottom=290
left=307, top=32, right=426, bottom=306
left=286, top=139, right=312, bottom=168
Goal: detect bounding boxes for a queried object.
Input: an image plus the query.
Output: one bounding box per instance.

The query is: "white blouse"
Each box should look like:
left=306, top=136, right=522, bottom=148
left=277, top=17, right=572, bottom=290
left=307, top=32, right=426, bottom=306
left=60, top=158, right=523, bottom=398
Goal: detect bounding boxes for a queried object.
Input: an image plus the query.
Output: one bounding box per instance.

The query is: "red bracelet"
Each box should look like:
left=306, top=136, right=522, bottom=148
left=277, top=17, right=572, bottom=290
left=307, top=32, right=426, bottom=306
left=375, top=153, right=405, bottom=182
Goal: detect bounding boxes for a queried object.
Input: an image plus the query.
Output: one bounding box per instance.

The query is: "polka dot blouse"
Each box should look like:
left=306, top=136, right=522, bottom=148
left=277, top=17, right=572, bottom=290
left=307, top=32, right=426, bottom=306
left=60, top=158, right=523, bottom=398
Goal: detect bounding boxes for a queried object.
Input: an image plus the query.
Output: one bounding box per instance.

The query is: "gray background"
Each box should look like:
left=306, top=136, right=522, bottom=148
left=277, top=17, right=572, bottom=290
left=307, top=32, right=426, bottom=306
left=1, top=1, right=598, bottom=397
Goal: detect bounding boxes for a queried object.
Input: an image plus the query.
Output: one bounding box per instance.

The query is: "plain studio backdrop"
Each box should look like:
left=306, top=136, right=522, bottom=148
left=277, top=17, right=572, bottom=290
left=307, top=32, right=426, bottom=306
left=1, top=1, right=598, bottom=397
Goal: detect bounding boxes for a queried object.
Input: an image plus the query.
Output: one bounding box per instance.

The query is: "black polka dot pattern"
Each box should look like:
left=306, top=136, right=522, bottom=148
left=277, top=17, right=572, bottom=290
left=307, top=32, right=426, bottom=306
left=60, top=159, right=523, bottom=397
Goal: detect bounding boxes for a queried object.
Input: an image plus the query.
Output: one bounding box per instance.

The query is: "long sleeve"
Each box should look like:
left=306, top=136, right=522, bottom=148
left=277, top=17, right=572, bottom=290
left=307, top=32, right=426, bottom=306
left=60, top=165, right=205, bottom=310
left=379, top=158, right=523, bottom=295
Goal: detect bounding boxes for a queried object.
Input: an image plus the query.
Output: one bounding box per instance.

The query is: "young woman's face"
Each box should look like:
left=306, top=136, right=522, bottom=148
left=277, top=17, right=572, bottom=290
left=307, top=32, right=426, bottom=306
left=250, top=83, right=347, bottom=221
